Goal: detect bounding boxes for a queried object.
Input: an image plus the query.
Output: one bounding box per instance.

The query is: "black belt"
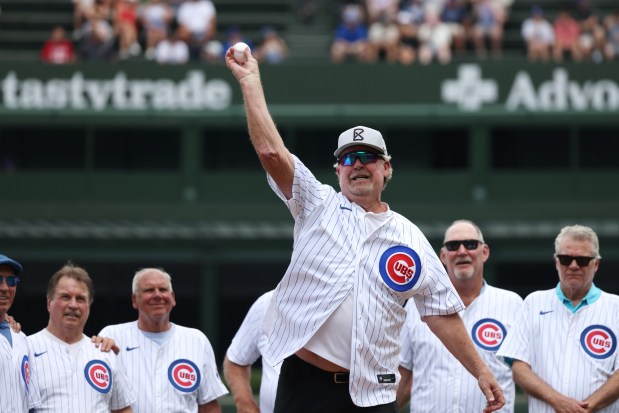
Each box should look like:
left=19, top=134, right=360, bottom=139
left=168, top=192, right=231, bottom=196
left=288, top=354, right=350, bottom=384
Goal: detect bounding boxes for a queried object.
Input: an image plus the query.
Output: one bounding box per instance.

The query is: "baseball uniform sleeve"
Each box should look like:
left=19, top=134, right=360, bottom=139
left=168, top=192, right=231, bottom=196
left=227, top=292, right=270, bottom=366
left=496, top=296, right=531, bottom=365
left=109, top=356, right=136, bottom=410
left=197, top=334, right=229, bottom=405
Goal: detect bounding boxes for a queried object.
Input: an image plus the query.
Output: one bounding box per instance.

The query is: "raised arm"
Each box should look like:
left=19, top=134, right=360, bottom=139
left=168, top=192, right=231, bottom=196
left=512, top=360, right=589, bottom=412
left=423, top=313, right=505, bottom=413
left=223, top=355, right=260, bottom=413
left=225, top=45, right=294, bottom=199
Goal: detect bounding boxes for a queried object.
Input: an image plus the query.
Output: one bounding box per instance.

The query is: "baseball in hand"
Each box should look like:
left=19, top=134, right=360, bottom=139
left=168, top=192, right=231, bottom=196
left=232, top=42, right=251, bottom=64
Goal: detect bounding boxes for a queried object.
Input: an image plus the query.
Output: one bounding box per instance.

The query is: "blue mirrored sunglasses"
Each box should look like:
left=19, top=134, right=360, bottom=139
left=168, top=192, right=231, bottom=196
left=0, top=275, right=19, bottom=287
left=338, top=151, right=381, bottom=167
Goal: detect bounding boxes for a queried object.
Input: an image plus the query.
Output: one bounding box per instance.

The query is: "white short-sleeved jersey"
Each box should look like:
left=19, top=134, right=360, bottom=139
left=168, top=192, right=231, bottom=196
left=0, top=329, right=42, bottom=412
left=400, top=284, right=523, bottom=413
left=27, top=329, right=134, bottom=412
left=497, top=289, right=619, bottom=413
left=226, top=290, right=279, bottom=413
left=263, top=156, right=464, bottom=407
left=99, top=322, right=228, bottom=413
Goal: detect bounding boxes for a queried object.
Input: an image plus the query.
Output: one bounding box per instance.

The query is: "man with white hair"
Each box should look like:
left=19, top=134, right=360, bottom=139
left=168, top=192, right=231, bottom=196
left=100, top=268, right=228, bottom=413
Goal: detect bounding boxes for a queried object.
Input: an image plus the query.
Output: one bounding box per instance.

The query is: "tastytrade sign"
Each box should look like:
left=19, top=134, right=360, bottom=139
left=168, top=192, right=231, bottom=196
left=1, top=70, right=232, bottom=111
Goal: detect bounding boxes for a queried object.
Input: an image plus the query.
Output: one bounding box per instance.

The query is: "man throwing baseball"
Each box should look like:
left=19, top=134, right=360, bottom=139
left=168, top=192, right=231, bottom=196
left=225, top=46, right=504, bottom=413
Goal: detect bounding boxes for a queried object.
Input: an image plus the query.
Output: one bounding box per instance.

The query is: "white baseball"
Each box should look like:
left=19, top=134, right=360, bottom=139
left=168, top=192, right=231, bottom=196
left=233, top=42, right=250, bottom=64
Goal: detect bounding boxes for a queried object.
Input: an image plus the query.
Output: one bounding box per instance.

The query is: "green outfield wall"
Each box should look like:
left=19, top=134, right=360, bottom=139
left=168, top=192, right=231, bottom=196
left=1, top=62, right=619, bottom=396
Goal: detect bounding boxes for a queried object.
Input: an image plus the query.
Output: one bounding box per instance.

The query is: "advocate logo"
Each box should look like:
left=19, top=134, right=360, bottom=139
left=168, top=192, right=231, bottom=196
left=442, top=65, right=619, bottom=112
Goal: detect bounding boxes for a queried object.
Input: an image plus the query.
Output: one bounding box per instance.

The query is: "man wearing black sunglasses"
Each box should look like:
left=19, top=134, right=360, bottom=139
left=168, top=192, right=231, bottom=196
left=397, top=220, right=523, bottom=413
left=498, top=225, right=619, bottom=413
left=226, top=49, right=504, bottom=413
left=0, top=254, right=42, bottom=412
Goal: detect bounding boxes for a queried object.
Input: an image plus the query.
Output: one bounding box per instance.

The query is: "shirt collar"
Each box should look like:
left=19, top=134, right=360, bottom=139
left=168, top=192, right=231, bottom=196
left=555, top=282, right=601, bottom=313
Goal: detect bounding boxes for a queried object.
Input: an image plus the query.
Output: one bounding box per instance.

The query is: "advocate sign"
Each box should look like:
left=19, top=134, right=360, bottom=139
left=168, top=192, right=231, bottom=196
left=442, top=64, right=619, bottom=112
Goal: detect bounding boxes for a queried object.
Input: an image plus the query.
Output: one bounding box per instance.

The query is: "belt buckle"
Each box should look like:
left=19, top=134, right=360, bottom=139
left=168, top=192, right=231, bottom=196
left=333, top=372, right=348, bottom=384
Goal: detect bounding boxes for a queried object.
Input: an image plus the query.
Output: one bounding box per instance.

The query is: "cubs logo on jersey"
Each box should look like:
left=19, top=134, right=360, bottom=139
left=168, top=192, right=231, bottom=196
left=379, top=246, right=422, bottom=292
left=471, top=318, right=507, bottom=351
left=84, top=360, right=113, bottom=394
left=168, top=359, right=201, bottom=393
left=580, top=325, right=617, bottom=359
left=21, top=355, right=29, bottom=389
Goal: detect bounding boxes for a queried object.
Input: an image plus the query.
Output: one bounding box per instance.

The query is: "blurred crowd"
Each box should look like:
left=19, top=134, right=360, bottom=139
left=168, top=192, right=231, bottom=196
left=330, top=0, right=619, bottom=64
left=39, top=0, right=619, bottom=65
left=41, top=0, right=288, bottom=64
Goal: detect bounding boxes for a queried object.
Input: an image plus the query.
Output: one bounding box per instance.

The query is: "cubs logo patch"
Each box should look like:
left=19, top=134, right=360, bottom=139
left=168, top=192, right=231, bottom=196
left=379, top=246, right=421, bottom=292
left=580, top=325, right=617, bottom=359
left=471, top=318, right=507, bottom=351
left=21, top=355, right=29, bottom=389
left=168, top=359, right=201, bottom=393
left=84, top=360, right=112, bottom=394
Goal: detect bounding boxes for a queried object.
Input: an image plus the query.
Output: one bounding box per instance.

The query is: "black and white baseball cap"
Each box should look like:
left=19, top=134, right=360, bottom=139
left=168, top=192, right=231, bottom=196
left=334, top=126, right=388, bottom=158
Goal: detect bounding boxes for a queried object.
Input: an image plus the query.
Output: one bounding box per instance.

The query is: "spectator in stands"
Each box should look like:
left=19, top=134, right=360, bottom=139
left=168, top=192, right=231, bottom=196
left=41, top=26, right=76, bottom=64
left=72, top=0, right=95, bottom=36
left=396, top=0, right=425, bottom=64
left=176, top=0, right=217, bottom=60
left=140, top=0, right=174, bottom=60
left=418, top=9, right=453, bottom=64
left=155, top=29, right=189, bottom=64
left=254, top=25, right=289, bottom=64
left=471, top=0, right=504, bottom=58
left=603, top=9, right=619, bottom=60
left=521, top=5, right=554, bottom=62
left=367, top=10, right=401, bottom=62
left=202, top=40, right=225, bottom=63
left=330, top=3, right=370, bottom=63
left=365, top=0, right=400, bottom=23
left=440, top=0, right=469, bottom=56
left=115, top=0, right=141, bottom=59
left=575, top=0, right=606, bottom=62
left=553, top=8, right=582, bottom=62
left=77, top=15, right=116, bottom=61
left=297, top=0, right=317, bottom=23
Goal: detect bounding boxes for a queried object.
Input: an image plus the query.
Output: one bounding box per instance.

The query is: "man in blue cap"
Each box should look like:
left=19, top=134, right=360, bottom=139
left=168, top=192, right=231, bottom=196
left=0, top=253, right=41, bottom=412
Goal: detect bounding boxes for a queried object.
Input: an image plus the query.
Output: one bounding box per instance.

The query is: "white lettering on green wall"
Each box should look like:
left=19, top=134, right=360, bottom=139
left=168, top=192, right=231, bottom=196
left=1, top=70, right=232, bottom=111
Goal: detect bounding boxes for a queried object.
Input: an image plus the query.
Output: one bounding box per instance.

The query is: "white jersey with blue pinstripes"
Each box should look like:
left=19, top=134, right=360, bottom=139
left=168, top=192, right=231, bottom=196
left=0, top=329, right=42, bottom=412
left=400, top=284, right=523, bottom=413
left=99, top=321, right=228, bottom=413
left=226, top=290, right=279, bottom=413
left=27, top=329, right=134, bottom=412
left=263, top=155, right=464, bottom=407
left=497, top=289, right=619, bottom=413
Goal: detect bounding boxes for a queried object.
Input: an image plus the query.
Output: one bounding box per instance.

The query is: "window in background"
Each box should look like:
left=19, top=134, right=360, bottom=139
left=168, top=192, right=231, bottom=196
left=579, top=129, right=619, bottom=169
left=0, top=128, right=85, bottom=171
left=202, top=127, right=266, bottom=170
left=94, top=129, right=180, bottom=170
left=491, top=128, right=570, bottom=169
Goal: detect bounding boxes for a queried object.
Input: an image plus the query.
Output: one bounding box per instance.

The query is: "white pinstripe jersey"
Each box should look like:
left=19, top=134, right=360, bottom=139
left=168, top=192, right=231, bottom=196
left=99, top=322, right=229, bottom=413
left=497, top=288, right=619, bottom=413
left=400, top=284, right=523, bottom=413
left=0, top=329, right=42, bottom=412
left=226, top=290, right=279, bottom=413
left=263, top=156, right=464, bottom=407
left=27, top=328, right=134, bottom=412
